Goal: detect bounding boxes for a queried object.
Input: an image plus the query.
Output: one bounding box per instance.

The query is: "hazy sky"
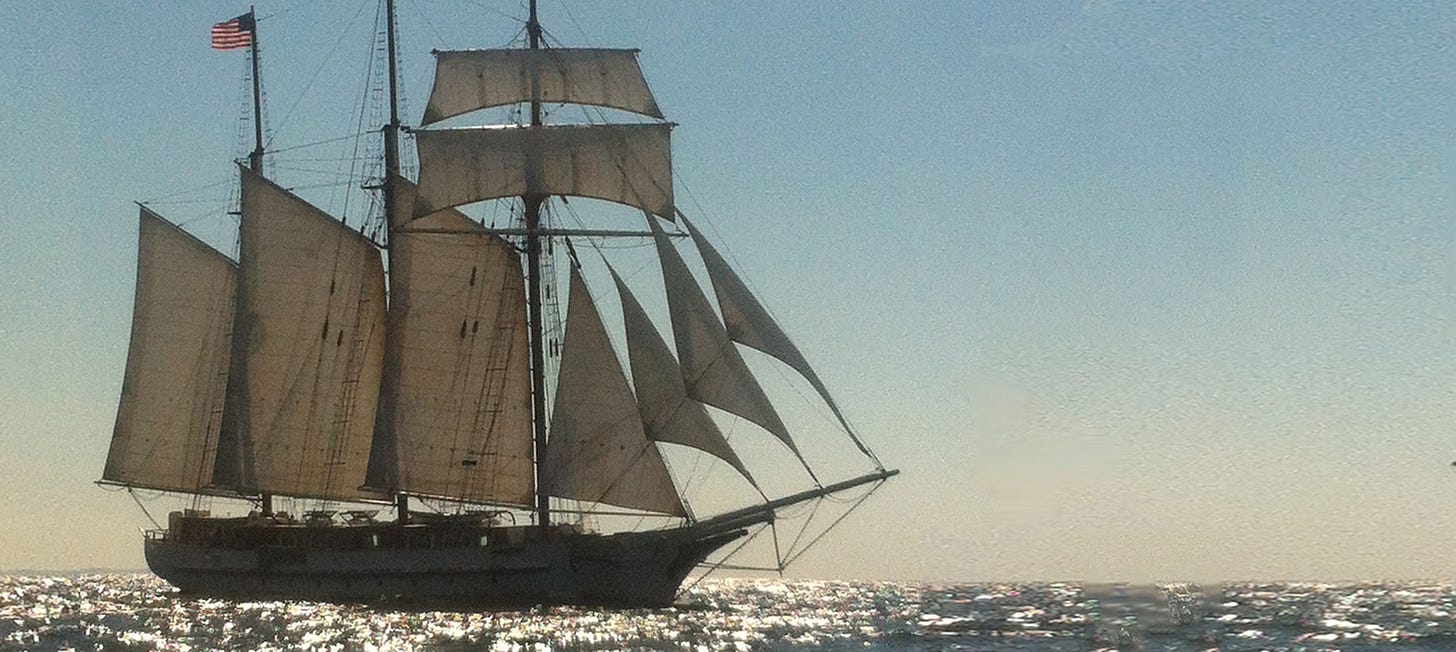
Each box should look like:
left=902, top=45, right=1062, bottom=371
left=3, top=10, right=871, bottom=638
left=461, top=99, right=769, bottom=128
left=0, top=1, right=1450, bottom=582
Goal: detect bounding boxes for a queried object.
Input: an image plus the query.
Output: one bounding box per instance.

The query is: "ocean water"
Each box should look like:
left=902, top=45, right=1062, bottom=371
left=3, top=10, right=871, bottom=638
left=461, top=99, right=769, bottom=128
left=5, top=576, right=1456, bottom=651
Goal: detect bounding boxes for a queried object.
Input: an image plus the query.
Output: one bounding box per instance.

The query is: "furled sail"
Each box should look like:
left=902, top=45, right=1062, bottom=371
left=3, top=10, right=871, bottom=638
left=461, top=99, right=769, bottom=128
left=609, top=266, right=756, bottom=487
left=213, top=168, right=387, bottom=503
left=366, top=177, right=535, bottom=507
left=679, top=216, right=878, bottom=461
left=424, top=48, right=663, bottom=125
left=543, top=266, right=684, bottom=516
left=104, top=207, right=236, bottom=494
left=414, top=123, right=674, bottom=218
left=648, top=216, right=814, bottom=477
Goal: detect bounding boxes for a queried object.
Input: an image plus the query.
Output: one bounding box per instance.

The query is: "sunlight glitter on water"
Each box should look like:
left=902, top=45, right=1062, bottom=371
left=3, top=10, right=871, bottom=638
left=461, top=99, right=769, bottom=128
left=7, top=575, right=1456, bottom=650
left=0, top=575, right=918, bottom=651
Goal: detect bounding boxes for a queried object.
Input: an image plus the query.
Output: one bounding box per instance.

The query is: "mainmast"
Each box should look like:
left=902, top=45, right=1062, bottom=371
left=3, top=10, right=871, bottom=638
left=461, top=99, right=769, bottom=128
left=382, top=0, right=408, bottom=524
left=382, top=0, right=401, bottom=194
left=524, top=0, right=552, bottom=529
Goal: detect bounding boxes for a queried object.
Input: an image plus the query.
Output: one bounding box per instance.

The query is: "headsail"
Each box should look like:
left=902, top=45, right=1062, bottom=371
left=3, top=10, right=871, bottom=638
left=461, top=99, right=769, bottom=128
left=414, top=123, right=674, bottom=219
left=424, top=48, right=663, bottom=124
left=105, top=207, right=237, bottom=494
left=609, top=266, right=757, bottom=488
left=679, top=216, right=879, bottom=463
left=213, top=168, right=388, bottom=503
left=367, top=177, right=535, bottom=507
left=544, top=266, right=684, bottom=516
left=647, top=215, right=815, bottom=480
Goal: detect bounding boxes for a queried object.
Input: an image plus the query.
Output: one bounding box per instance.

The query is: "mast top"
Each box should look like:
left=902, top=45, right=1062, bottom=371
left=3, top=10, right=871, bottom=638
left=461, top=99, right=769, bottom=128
left=528, top=0, right=542, bottom=50
left=246, top=5, right=264, bottom=173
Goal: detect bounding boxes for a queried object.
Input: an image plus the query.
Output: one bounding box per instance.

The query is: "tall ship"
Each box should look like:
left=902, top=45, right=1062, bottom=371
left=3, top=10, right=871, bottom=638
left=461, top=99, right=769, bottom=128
left=101, top=0, right=895, bottom=608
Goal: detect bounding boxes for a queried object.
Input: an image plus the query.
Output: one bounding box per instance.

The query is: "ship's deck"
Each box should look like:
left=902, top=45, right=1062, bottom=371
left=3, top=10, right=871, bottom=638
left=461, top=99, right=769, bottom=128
left=157, top=511, right=578, bottom=552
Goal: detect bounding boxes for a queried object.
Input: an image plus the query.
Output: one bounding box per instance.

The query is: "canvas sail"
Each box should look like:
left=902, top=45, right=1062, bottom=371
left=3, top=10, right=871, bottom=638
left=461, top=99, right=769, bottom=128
left=679, top=217, right=877, bottom=461
left=609, top=267, right=756, bottom=487
left=105, top=207, right=237, bottom=494
left=214, top=168, right=387, bottom=503
left=414, top=123, right=674, bottom=218
left=544, top=267, right=684, bottom=516
left=367, top=177, right=535, bottom=507
left=424, top=48, right=663, bottom=124
left=647, top=216, right=812, bottom=472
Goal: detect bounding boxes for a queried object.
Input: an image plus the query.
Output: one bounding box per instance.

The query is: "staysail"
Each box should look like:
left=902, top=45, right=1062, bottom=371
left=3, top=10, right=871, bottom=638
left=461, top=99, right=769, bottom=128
left=413, top=123, right=674, bottom=219
left=367, top=177, right=535, bottom=507
left=105, top=207, right=237, bottom=494
left=424, top=48, right=663, bottom=124
left=647, top=215, right=815, bottom=479
left=543, top=266, right=684, bottom=515
left=213, top=168, right=387, bottom=503
left=679, top=216, right=878, bottom=462
left=609, top=266, right=757, bottom=487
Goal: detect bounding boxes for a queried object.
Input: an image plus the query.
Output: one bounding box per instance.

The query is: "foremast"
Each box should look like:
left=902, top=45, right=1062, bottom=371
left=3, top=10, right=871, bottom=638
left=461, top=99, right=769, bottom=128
left=381, top=0, right=407, bottom=524
left=239, top=6, right=272, bottom=516
left=246, top=6, right=270, bottom=516
left=523, top=0, right=552, bottom=530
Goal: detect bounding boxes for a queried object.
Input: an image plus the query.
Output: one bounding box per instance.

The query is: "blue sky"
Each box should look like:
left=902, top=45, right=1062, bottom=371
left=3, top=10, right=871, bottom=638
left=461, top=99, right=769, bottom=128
left=0, top=1, right=1450, bottom=581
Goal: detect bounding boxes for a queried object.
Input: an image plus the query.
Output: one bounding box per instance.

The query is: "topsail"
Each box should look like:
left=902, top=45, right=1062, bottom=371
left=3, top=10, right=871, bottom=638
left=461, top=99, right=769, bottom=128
left=414, top=123, right=674, bottom=219
left=424, top=48, right=663, bottom=124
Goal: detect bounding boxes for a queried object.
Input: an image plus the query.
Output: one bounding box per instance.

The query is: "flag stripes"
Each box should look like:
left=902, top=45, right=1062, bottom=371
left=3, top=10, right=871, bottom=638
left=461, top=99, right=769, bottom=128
left=211, top=13, right=255, bottom=51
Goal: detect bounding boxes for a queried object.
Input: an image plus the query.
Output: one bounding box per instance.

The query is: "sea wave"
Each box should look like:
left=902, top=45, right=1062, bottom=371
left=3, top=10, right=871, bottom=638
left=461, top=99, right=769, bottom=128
left=4, top=575, right=1456, bottom=650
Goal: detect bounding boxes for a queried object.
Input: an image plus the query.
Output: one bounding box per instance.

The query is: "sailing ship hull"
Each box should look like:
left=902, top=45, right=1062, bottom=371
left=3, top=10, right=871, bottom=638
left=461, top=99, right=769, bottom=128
left=143, top=521, right=745, bottom=608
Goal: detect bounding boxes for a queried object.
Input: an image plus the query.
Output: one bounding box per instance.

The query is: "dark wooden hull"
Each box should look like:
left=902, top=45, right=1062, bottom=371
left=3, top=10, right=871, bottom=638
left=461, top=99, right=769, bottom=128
left=144, top=520, right=744, bottom=608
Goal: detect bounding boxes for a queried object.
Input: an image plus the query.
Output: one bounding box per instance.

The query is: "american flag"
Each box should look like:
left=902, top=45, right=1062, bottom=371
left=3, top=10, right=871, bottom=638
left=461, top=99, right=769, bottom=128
left=211, top=12, right=255, bottom=50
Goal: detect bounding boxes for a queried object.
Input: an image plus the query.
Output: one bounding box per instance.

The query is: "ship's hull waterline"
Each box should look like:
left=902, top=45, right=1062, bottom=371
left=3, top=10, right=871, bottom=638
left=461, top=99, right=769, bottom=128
left=143, top=519, right=745, bottom=608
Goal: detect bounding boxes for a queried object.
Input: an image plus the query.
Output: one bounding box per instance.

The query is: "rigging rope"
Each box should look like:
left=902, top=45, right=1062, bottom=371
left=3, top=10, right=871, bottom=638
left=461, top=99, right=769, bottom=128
left=126, top=489, right=164, bottom=531
left=265, top=0, right=376, bottom=150
left=150, top=198, right=231, bottom=209
left=780, top=479, right=886, bottom=568
left=268, top=131, right=379, bottom=155
left=781, top=496, right=823, bottom=563
left=555, top=0, right=594, bottom=49
left=406, top=0, right=449, bottom=49
left=254, top=1, right=312, bottom=23
left=138, top=177, right=236, bottom=205
left=327, top=0, right=384, bottom=227
left=269, top=164, right=375, bottom=179
left=678, top=522, right=771, bottom=598
left=453, top=0, right=525, bottom=32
